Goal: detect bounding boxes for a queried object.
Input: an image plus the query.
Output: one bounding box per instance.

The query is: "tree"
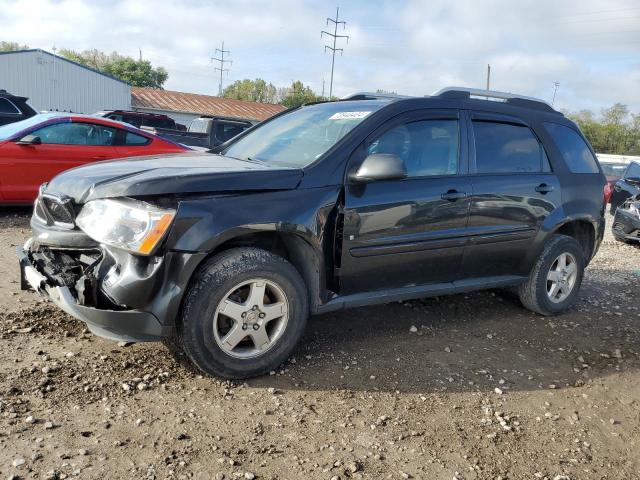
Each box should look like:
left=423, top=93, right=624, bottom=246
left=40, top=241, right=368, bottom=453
left=0, top=41, right=29, bottom=52
left=280, top=81, right=322, bottom=108
left=59, top=49, right=168, bottom=88
left=567, top=103, right=640, bottom=156
left=223, top=78, right=278, bottom=103
left=104, top=57, right=168, bottom=89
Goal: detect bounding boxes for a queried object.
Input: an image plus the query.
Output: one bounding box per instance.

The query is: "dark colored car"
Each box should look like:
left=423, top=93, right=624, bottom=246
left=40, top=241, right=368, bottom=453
left=0, top=90, right=37, bottom=126
left=151, top=115, right=254, bottom=149
left=610, top=161, right=640, bottom=212
left=94, top=110, right=184, bottom=130
left=612, top=194, right=640, bottom=243
left=599, top=160, right=628, bottom=204
left=18, top=87, right=606, bottom=379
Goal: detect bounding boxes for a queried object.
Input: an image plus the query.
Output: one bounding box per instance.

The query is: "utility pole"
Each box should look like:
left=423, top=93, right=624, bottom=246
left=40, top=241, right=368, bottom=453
left=551, top=81, right=560, bottom=107
left=212, top=41, right=232, bottom=96
left=322, top=7, right=349, bottom=100
left=486, top=64, right=491, bottom=90
left=139, top=48, right=142, bottom=61
left=322, top=78, right=325, bottom=99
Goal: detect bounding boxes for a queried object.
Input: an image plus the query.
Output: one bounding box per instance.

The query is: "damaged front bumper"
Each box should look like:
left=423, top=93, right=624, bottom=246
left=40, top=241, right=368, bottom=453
left=18, top=237, right=206, bottom=342
left=612, top=206, right=640, bottom=242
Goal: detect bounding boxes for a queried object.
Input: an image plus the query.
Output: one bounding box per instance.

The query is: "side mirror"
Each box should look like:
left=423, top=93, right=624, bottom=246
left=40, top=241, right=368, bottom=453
left=349, top=153, right=407, bottom=183
left=16, top=134, right=41, bottom=146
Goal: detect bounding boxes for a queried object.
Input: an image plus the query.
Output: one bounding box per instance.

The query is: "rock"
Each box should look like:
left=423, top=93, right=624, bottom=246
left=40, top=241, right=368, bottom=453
left=25, top=415, right=36, bottom=424
left=613, top=349, right=622, bottom=359
left=44, top=421, right=54, bottom=429
left=78, top=449, right=88, bottom=456
left=117, top=341, right=131, bottom=347
left=553, top=476, right=571, bottom=480
left=12, top=457, right=25, bottom=467
left=494, top=387, right=503, bottom=395
left=346, top=461, right=361, bottom=473
left=409, top=326, right=418, bottom=333
left=444, top=346, right=451, bottom=353
left=609, top=418, right=618, bottom=425
left=267, top=387, right=277, bottom=394
left=549, top=384, right=558, bottom=389
left=244, top=473, right=255, bottom=480
left=215, top=474, right=225, bottom=480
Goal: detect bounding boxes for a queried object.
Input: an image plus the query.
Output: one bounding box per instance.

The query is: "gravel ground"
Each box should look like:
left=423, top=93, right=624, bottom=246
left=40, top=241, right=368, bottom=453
left=1, top=207, right=639, bottom=480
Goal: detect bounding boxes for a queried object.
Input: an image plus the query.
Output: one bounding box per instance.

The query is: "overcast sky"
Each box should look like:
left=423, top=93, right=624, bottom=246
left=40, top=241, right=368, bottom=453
left=2, top=0, right=639, bottom=113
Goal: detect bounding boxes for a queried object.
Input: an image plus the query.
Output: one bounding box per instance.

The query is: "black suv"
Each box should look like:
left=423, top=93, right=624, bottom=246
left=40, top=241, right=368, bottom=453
left=18, top=87, right=606, bottom=379
left=0, top=90, right=37, bottom=126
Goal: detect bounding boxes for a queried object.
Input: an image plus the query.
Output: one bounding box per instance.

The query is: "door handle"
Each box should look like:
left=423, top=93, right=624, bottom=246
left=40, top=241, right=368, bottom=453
left=91, top=155, right=109, bottom=160
left=535, top=183, right=554, bottom=194
left=441, top=190, right=467, bottom=201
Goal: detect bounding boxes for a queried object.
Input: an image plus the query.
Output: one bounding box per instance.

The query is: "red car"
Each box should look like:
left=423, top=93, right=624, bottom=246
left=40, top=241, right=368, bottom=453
left=0, top=113, right=189, bottom=204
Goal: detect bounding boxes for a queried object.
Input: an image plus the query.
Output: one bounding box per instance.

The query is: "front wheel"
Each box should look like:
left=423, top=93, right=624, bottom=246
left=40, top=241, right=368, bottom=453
left=179, top=248, right=308, bottom=379
left=518, top=235, right=585, bottom=316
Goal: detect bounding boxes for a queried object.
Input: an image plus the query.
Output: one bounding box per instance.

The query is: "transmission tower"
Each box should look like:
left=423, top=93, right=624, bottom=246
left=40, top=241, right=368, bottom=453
left=321, top=7, right=349, bottom=100
left=212, top=41, right=232, bottom=96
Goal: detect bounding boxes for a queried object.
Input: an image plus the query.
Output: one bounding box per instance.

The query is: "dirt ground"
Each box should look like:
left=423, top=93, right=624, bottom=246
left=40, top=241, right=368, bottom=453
left=1, top=207, right=638, bottom=480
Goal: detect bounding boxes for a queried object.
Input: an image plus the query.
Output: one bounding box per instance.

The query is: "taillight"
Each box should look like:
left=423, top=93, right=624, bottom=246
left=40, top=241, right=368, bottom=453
left=604, top=183, right=612, bottom=204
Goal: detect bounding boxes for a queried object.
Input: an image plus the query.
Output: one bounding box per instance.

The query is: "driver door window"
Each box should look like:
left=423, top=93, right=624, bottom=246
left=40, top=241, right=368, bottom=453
left=32, top=122, right=116, bottom=146
left=368, top=120, right=459, bottom=177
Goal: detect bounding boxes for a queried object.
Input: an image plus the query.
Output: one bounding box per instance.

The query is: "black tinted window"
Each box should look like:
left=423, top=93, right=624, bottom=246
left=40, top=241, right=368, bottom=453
left=124, top=131, right=150, bottom=145
left=0, top=98, right=20, bottom=114
left=544, top=123, right=599, bottom=173
left=473, top=121, right=542, bottom=173
left=32, top=122, right=116, bottom=146
left=626, top=162, right=640, bottom=179
left=368, top=120, right=459, bottom=177
left=216, top=123, right=247, bottom=142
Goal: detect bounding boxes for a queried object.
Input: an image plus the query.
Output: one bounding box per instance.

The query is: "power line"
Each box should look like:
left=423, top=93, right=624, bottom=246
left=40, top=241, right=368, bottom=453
left=211, top=41, right=232, bottom=96
left=322, top=6, right=349, bottom=100
left=552, top=81, right=560, bottom=107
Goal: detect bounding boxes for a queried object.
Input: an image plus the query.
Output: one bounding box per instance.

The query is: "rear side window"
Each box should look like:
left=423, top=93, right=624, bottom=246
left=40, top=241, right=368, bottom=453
left=0, top=98, right=21, bottom=114
left=473, top=121, right=544, bottom=173
left=544, top=123, right=599, bottom=173
left=216, top=122, right=248, bottom=142
left=124, top=131, right=150, bottom=145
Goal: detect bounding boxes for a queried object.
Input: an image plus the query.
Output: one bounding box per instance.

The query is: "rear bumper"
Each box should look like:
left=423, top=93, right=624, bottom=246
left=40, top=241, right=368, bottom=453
left=17, top=241, right=206, bottom=342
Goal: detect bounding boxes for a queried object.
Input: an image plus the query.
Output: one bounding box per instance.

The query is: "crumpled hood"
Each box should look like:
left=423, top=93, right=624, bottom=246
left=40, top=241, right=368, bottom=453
left=44, top=152, right=303, bottom=203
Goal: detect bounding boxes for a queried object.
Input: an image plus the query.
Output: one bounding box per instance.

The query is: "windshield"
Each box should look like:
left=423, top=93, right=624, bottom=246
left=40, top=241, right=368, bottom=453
left=223, top=100, right=388, bottom=168
left=0, top=114, right=57, bottom=140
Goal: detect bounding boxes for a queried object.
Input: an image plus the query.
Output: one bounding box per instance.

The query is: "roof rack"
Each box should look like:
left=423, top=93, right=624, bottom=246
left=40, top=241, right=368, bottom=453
left=340, top=91, right=413, bottom=101
left=431, top=86, right=555, bottom=111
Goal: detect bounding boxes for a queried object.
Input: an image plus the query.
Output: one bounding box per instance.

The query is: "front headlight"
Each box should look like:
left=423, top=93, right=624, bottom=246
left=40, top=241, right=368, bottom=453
left=628, top=202, right=640, bottom=218
left=76, top=198, right=175, bottom=255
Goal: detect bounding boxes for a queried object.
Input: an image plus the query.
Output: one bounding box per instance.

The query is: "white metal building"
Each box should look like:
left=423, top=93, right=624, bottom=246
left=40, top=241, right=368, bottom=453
left=0, top=49, right=131, bottom=114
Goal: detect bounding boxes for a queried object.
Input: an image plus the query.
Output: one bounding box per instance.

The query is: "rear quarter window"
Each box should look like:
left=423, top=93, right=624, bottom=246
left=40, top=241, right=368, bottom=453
left=544, top=123, right=600, bottom=173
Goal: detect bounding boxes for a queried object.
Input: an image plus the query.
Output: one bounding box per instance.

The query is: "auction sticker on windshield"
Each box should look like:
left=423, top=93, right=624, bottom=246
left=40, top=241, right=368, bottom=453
left=329, top=111, right=371, bottom=120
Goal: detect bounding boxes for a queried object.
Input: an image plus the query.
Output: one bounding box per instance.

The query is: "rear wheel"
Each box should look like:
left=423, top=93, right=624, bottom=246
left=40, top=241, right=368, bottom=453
left=179, top=248, right=308, bottom=379
left=518, top=235, right=585, bottom=316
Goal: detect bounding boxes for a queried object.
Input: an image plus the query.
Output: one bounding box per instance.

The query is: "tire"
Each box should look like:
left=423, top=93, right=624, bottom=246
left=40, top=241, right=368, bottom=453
left=179, top=247, right=308, bottom=379
left=518, top=235, right=585, bottom=316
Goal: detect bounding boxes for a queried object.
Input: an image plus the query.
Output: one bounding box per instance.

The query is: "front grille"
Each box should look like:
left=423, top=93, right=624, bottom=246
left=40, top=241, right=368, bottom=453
left=34, top=194, right=76, bottom=228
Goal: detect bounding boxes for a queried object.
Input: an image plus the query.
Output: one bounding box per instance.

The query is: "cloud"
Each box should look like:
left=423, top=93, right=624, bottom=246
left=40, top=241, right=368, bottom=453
left=0, top=0, right=638, bottom=111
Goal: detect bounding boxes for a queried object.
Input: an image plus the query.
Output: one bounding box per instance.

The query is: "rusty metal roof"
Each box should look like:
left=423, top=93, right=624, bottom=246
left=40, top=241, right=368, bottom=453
left=131, top=87, right=286, bottom=121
